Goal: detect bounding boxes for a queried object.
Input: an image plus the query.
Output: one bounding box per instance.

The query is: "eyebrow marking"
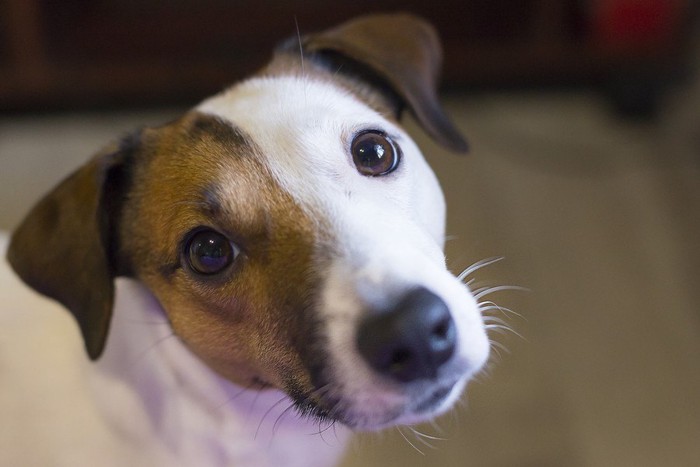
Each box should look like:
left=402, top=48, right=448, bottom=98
left=189, top=113, right=254, bottom=156
left=200, top=185, right=224, bottom=217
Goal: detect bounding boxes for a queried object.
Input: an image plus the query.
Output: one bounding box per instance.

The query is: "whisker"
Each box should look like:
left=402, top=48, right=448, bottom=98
left=489, top=339, right=511, bottom=356
left=245, top=387, right=264, bottom=422
left=428, top=419, right=446, bottom=436
left=488, top=345, right=504, bottom=362
left=294, top=16, right=305, bottom=76
left=272, top=402, right=297, bottom=436
left=474, top=363, right=494, bottom=382
left=479, top=301, right=524, bottom=319
left=473, top=285, right=527, bottom=300
left=308, top=383, right=333, bottom=399
left=293, top=15, right=308, bottom=106
left=132, top=332, right=176, bottom=364
left=317, top=419, right=337, bottom=445
left=289, top=383, right=347, bottom=437
left=215, top=380, right=263, bottom=410
left=332, top=63, right=345, bottom=78
left=255, top=395, right=289, bottom=440
left=481, top=315, right=509, bottom=326
left=457, top=257, right=503, bottom=281
left=396, top=426, right=425, bottom=456
left=324, top=399, right=344, bottom=422
left=317, top=418, right=327, bottom=445
left=485, top=323, right=524, bottom=338
left=407, top=427, right=438, bottom=450
left=408, top=427, right=447, bottom=442
left=332, top=421, right=341, bottom=443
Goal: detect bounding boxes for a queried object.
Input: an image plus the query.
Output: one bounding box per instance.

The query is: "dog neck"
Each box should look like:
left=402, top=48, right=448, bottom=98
left=89, top=278, right=349, bottom=466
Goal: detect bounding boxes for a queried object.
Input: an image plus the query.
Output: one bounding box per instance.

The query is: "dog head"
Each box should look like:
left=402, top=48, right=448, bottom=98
left=7, top=14, right=489, bottom=430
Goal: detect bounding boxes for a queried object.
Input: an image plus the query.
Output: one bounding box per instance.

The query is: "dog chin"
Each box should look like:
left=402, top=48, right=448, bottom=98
left=359, top=376, right=469, bottom=431
left=296, top=374, right=469, bottom=432
left=401, top=377, right=468, bottom=424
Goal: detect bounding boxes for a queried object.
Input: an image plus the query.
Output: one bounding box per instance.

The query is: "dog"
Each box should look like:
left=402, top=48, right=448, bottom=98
left=1, top=13, right=490, bottom=467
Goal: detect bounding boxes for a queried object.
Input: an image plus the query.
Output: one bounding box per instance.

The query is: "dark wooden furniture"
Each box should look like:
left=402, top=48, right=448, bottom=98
left=1, top=0, right=693, bottom=112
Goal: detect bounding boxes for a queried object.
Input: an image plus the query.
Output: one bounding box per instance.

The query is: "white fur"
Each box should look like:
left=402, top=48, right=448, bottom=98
left=1, top=75, right=489, bottom=466
left=198, top=76, right=490, bottom=430
left=0, top=232, right=349, bottom=467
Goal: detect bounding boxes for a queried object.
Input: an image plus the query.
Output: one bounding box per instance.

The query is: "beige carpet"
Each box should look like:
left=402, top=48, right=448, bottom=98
left=1, top=86, right=698, bottom=466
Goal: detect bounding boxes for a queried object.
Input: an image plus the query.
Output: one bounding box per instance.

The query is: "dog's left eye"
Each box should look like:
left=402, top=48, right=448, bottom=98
left=185, top=229, right=238, bottom=275
left=351, top=130, right=400, bottom=176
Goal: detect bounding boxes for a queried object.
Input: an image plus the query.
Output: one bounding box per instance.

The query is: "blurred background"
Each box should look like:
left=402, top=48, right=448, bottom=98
left=1, top=1, right=699, bottom=466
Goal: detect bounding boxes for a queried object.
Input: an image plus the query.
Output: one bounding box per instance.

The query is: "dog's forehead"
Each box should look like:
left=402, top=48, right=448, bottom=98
left=198, top=75, right=391, bottom=133
left=196, top=76, right=406, bottom=201
left=191, top=75, right=446, bottom=248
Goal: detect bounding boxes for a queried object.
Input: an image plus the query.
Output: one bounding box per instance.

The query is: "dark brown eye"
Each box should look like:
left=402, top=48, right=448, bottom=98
left=351, top=130, right=400, bottom=176
left=186, top=229, right=237, bottom=275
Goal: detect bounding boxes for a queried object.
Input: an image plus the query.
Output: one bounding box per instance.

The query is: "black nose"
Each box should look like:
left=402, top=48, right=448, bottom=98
left=356, top=287, right=457, bottom=383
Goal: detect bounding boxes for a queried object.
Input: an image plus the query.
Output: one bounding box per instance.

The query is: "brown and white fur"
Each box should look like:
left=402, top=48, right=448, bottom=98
left=1, top=14, right=489, bottom=467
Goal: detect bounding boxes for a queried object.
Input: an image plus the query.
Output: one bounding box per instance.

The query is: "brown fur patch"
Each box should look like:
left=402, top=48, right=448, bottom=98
left=119, top=112, right=325, bottom=391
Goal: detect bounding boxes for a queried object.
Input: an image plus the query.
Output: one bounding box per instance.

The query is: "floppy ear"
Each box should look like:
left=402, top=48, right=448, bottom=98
left=300, top=13, right=468, bottom=153
left=6, top=136, right=137, bottom=360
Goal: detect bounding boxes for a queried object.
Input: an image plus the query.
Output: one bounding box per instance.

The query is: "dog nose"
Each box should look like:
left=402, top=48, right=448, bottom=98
left=356, top=287, right=457, bottom=383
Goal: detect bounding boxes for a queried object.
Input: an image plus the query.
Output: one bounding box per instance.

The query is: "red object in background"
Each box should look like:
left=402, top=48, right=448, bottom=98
left=592, top=0, right=686, bottom=53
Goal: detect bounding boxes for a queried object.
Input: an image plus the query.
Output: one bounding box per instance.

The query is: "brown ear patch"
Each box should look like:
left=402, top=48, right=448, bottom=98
left=300, top=13, right=469, bottom=153
left=7, top=136, right=138, bottom=360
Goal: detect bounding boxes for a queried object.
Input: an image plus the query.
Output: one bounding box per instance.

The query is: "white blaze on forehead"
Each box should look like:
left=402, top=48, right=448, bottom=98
left=196, top=75, right=446, bottom=245
left=197, top=77, right=383, bottom=193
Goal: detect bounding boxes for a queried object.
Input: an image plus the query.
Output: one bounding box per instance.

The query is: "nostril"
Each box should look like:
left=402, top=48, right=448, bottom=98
left=432, top=318, right=450, bottom=339
left=389, top=348, right=413, bottom=373
left=431, top=323, right=456, bottom=369
left=356, top=287, right=457, bottom=383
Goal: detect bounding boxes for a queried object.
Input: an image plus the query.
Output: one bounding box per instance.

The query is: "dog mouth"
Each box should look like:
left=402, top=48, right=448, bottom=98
left=410, top=384, right=454, bottom=413
left=285, top=378, right=460, bottom=430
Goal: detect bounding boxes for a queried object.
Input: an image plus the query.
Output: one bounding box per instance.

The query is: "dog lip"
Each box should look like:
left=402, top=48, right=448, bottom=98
left=290, top=378, right=460, bottom=429
left=410, top=380, right=458, bottom=414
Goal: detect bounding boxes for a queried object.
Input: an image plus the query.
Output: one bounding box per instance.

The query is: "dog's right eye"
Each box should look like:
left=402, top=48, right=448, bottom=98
left=185, top=229, right=238, bottom=275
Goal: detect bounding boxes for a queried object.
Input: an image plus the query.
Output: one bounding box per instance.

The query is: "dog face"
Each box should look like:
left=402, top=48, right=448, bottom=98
left=7, top=14, right=489, bottom=430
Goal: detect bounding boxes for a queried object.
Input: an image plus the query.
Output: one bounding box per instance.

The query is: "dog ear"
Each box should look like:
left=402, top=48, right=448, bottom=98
left=301, top=13, right=468, bottom=153
left=6, top=136, right=137, bottom=360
